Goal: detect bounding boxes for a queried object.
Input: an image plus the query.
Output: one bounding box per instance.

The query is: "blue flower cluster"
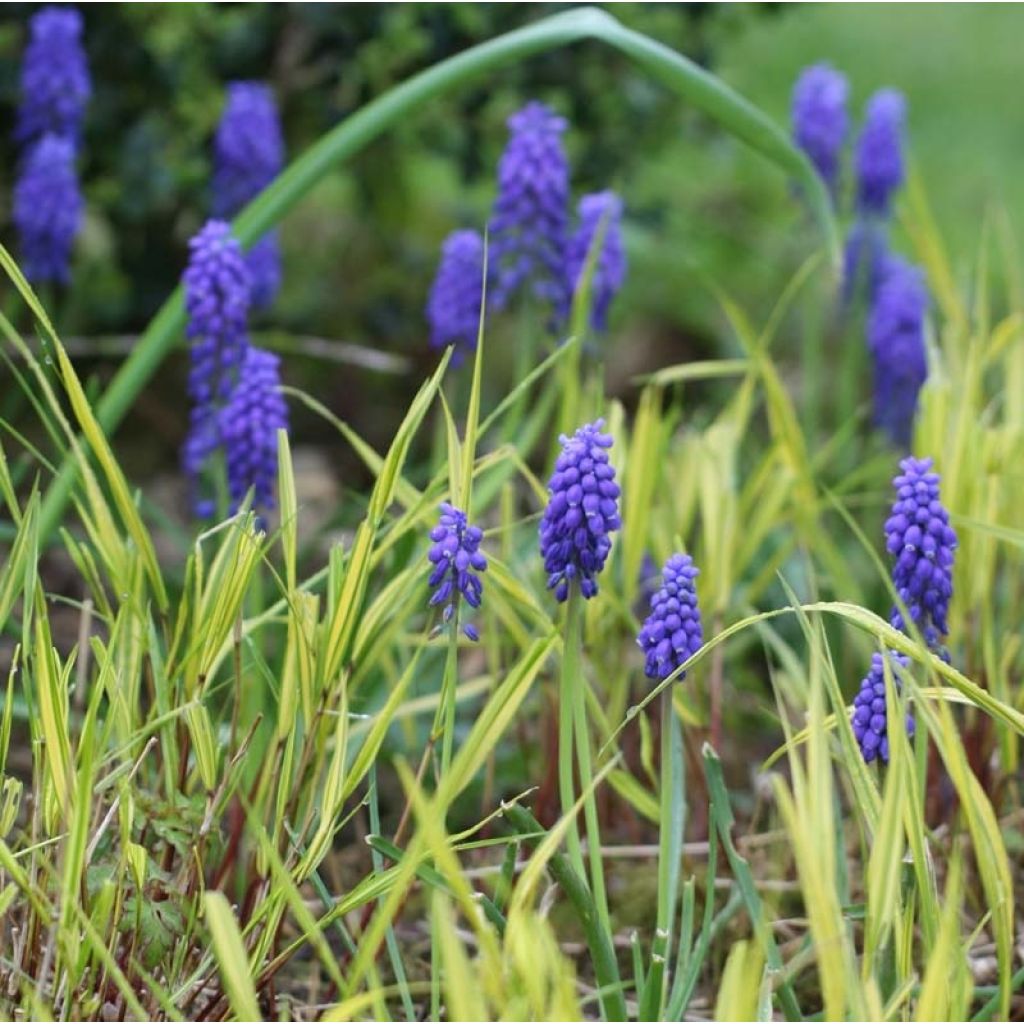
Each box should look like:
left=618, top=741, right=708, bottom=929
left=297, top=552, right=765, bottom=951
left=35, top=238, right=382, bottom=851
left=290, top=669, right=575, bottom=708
left=855, top=89, right=906, bottom=218
left=427, top=503, right=487, bottom=640
left=851, top=457, right=957, bottom=766
left=791, top=66, right=906, bottom=223
left=244, top=235, right=282, bottom=311
left=539, top=420, right=622, bottom=602
left=790, top=63, right=924, bottom=444
left=885, top=456, right=957, bottom=646
left=637, top=554, right=703, bottom=681
left=15, top=6, right=91, bottom=146
left=181, top=220, right=252, bottom=515
left=212, top=82, right=285, bottom=309
left=219, top=347, right=288, bottom=515
left=182, top=220, right=290, bottom=518
left=12, top=136, right=83, bottom=285
left=490, top=101, right=572, bottom=316
left=427, top=102, right=628, bottom=361
left=13, top=6, right=90, bottom=284
left=426, top=230, right=486, bottom=364
left=867, top=257, right=929, bottom=447
left=851, top=651, right=914, bottom=764
left=790, top=63, right=849, bottom=197
left=183, top=221, right=252, bottom=405
left=566, top=191, right=627, bottom=332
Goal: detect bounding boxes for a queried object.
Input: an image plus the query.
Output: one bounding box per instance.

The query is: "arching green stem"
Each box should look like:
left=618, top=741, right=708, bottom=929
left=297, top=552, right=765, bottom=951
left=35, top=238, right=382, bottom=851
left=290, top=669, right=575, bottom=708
left=34, top=5, right=837, bottom=542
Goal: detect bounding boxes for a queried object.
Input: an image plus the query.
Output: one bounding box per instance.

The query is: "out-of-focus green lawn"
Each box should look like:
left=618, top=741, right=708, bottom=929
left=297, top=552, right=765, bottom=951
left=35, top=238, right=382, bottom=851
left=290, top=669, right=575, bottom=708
left=718, top=3, right=1024, bottom=268
left=615, top=2, right=1024, bottom=366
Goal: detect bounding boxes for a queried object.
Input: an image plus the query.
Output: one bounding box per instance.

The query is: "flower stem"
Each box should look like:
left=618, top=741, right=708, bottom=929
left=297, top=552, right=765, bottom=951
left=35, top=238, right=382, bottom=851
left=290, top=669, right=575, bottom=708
left=503, top=803, right=627, bottom=1022
left=558, top=586, right=586, bottom=881
left=571, top=647, right=611, bottom=934
left=640, top=685, right=686, bottom=1020
left=436, top=609, right=461, bottom=784
left=560, top=586, right=612, bottom=939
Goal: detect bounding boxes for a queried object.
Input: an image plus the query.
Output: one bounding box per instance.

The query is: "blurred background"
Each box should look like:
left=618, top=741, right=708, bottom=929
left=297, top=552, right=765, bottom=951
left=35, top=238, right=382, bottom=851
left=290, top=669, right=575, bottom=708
left=0, top=3, right=1021, bottom=492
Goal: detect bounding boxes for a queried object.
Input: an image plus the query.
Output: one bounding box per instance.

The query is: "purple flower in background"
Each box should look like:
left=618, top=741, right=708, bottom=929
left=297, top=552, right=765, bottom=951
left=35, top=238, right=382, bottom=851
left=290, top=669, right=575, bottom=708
left=183, top=221, right=251, bottom=403
left=213, top=82, right=284, bottom=215
left=855, top=89, right=906, bottom=217
left=16, top=6, right=91, bottom=146
left=885, top=455, right=956, bottom=648
left=219, top=346, right=288, bottom=516
left=634, top=551, right=659, bottom=615
left=790, top=63, right=849, bottom=196
left=245, top=233, right=282, bottom=309
left=426, top=229, right=485, bottom=364
left=565, top=190, right=627, bottom=331
left=637, top=554, right=703, bottom=681
left=490, top=101, right=571, bottom=317
left=539, top=419, right=621, bottom=602
left=428, top=503, right=487, bottom=640
left=867, top=256, right=928, bottom=447
left=181, top=220, right=252, bottom=515
left=852, top=650, right=914, bottom=764
left=13, top=135, right=83, bottom=284
left=212, top=82, right=285, bottom=308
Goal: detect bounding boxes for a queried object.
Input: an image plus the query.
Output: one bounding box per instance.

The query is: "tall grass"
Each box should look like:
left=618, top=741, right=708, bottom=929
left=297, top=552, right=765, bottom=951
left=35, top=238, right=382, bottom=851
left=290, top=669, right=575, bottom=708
left=0, top=10, right=1021, bottom=1023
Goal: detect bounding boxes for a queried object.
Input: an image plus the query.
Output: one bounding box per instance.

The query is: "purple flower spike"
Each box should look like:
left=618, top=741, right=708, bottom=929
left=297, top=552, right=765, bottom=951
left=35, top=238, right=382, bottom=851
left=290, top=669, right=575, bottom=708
left=637, top=554, right=703, bottom=681
left=885, top=456, right=957, bottom=648
left=16, top=6, right=91, bottom=147
left=428, top=503, right=487, bottom=640
left=426, top=229, right=485, bottom=365
left=489, top=101, right=571, bottom=317
left=181, top=220, right=252, bottom=515
left=868, top=256, right=928, bottom=447
left=791, top=63, right=849, bottom=196
left=219, top=346, right=288, bottom=516
left=855, top=89, right=906, bottom=218
left=852, top=651, right=914, bottom=764
left=566, top=190, right=627, bottom=331
left=213, top=82, right=285, bottom=309
left=539, top=420, right=621, bottom=602
left=245, top=233, right=282, bottom=310
left=13, top=135, right=83, bottom=284
left=213, top=82, right=284, bottom=216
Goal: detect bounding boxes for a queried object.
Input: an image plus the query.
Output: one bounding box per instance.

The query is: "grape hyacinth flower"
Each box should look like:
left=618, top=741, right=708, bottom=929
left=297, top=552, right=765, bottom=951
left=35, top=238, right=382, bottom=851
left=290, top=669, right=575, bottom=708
left=855, top=89, right=906, bottom=218
left=634, top=551, right=659, bottom=616
left=426, top=229, right=485, bottom=364
left=868, top=256, right=928, bottom=447
left=539, top=420, right=621, bottom=602
left=565, top=190, right=627, bottom=331
left=12, top=134, right=83, bottom=284
left=637, top=554, right=703, bottom=681
left=790, top=63, right=849, bottom=197
left=245, top=234, right=282, bottom=310
left=852, top=650, right=914, bottom=763
left=490, top=101, right=571, bottom=317
left=212, top=82, right=285, bottom=308
left=213, top=82, right=285, bottom=215
left=16, top=6, right=91, bottom=146
left=427, top=503, right=487, bottom=640
left=885, top=455, right=957, bottom=648
left=181, top=220, right=252, bottom=515
left=219, top=346, right=288, bottom=516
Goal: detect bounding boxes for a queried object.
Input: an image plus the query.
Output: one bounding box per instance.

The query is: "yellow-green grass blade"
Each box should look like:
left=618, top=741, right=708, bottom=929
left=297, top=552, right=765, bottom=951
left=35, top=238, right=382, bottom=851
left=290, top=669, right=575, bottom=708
left=204, top=891, right=262, bottom=1022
